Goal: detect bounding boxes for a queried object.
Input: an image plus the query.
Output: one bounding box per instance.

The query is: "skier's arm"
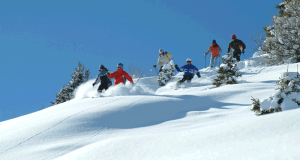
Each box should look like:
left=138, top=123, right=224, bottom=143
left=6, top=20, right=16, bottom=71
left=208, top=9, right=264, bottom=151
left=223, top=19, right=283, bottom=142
left=206, top=46, right=211, bottom=55
left=94, top=73, right=101, bottom=84
left=108, top=71, right=116, bottom=79
left=241, top=40, right=246, bottom=51
left=227, top=42, right=232, bottom=53
left=156, top=57, right=162, bottom=67
left=218, top=45, right=222, bottom=53
left=176, top=66, right=185, bottom=72
left=194, top=66, right=201, bottom=77
left=123, top=72, right=133, bottom=83
left=93, top=73, right=101, bottom=86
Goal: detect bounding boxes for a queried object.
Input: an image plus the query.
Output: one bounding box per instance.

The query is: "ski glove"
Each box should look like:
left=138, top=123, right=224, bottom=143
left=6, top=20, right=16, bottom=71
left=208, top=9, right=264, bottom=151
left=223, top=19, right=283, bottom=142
left=153, top=65, right=156, bottom=68
left=92, top=83, right=95, bottom=86
left=175, top=64, right=179, bottom=69
left=197, top=74, right=201, bottom=78
left=242, top=49, right=245, bottom=53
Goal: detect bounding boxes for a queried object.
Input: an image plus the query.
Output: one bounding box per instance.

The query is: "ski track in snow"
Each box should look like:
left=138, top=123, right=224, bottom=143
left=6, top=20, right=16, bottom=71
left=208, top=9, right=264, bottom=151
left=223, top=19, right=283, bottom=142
left=0, top=96, right=151, bottom=160
left=0, top=97, right=124, bottom=156
left=43, top=96, right=149, bottom=160
left=42, top=128, right=103, bottom=160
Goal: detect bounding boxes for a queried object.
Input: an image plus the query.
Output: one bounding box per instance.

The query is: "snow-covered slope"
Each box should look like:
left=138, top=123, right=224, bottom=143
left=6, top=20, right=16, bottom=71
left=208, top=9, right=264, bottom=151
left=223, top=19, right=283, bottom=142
left=1, top=62, right=300, bottom=160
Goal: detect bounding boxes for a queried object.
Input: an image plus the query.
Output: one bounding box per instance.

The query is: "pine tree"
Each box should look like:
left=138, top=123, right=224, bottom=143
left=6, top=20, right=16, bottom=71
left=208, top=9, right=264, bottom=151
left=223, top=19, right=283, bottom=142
left=69, top=62, right=85, bottom=89
left=251, top=70, right=300, bottom=116
left=213, top=53, right=243, bottom=87
left=50, top=84, right=73, bottom=105
left=274, top=71, right=300, bottom=105
left=84, top=68, right=90, bottom=82
left=51, top=62, right=90, bottom=105
left=262, top=0, right=300, bottom=65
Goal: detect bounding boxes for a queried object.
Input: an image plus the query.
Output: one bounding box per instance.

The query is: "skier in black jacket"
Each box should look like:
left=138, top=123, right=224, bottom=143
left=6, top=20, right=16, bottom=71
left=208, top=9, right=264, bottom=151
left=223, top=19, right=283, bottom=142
left=227, top=34, right=246, bottom=62
left=92, top=65, right=112, bottom=93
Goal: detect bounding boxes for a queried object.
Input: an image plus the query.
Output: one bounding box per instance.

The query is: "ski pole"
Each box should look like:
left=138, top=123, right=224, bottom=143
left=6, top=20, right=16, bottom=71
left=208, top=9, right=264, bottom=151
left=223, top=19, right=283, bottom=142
left=154, top=66, right=159, bottom=75
left=243, top=52, right=245, bottom=60
left=205, top=54, right=206, bottom=68
left=201, top=76, right=211, bottom=81
left=218, top=55, right=220, bottom=67
left=133, top=76, right=143, bottom=86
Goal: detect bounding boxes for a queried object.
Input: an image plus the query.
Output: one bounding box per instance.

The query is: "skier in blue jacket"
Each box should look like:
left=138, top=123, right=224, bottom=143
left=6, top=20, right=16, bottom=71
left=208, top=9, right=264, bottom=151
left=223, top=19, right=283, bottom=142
left=92, top=65, right=112, bottom=93
left=175, top=58, right=201, bottom=85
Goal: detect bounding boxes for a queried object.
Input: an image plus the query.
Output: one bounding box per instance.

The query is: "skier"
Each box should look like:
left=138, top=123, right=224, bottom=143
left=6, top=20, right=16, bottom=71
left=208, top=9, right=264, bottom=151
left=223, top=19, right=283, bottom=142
left=92, top=65, right=112, bottom=93
left=205, top=40, right=222, bottom=68
left=175, top=58, right=201, bottom=85
left=153, top=49, right=172, bottom=73
left=108, top=63, right=134, bottom=85
left=227, top=34, right=246, bottom=62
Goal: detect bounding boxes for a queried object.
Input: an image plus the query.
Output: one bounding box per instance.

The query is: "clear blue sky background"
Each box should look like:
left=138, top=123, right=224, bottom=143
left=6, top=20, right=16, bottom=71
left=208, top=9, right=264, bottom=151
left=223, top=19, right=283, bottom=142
left=0, top=0, right=281, bottom=122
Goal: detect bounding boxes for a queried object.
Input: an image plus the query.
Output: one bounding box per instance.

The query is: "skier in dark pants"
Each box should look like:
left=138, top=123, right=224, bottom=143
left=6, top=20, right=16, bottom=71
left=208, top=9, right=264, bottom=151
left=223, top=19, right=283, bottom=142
left=175, top=58, right=201, bottom=85
left=227, top=34, right=246, bottom=62
left=92, top=65, right=112, bottom=93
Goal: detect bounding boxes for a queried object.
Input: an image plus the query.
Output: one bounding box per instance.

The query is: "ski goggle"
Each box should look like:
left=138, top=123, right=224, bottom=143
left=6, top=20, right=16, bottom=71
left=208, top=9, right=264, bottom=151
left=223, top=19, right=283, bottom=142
left=187, top=61, right=191, bottom=63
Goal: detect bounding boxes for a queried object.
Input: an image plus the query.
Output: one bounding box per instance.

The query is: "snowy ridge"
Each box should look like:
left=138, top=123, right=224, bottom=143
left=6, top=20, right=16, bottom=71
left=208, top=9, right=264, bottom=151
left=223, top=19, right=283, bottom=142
left=1, top=61, right=300, bottom=160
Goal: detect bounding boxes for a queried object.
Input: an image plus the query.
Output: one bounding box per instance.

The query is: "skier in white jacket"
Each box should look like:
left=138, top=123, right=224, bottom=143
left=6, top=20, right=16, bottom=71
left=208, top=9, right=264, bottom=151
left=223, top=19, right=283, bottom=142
left=153, top=49, right=172, bottom=72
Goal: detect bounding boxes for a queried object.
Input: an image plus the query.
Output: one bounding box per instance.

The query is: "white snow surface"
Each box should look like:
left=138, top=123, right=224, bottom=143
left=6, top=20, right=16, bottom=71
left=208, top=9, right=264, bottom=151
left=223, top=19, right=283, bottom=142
left=1, top=61, right=300, bottom=160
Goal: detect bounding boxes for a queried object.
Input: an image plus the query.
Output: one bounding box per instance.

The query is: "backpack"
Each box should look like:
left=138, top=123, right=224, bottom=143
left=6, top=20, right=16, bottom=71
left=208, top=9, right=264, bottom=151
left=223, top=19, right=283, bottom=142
left=231, top=40, right=241, bottom=51
left=165, top=51, right=172, bottom=62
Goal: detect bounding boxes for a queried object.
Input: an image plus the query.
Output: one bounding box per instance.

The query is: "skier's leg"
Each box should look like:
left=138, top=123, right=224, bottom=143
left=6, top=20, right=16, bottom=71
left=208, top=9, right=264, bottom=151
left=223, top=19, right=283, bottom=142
left=237, top=55, right=240, bottom=62
left=159, top=66, right=163, bottom=73
left=233, top=52, right=241, bottom=62
left=213, top=56, right=219, bottom=67
left=186, top=75, right=193, bottom=83
left=210, top=57, right=213, bottom=68
left=104, top=83, right=109, bottom=91
left=213, top=57, right=218, bottom=67
left=233, top=52, right=238, bottom=61
left=177, top=75, right=188, bottom=85
left=98, top=84, right=105, bottom=93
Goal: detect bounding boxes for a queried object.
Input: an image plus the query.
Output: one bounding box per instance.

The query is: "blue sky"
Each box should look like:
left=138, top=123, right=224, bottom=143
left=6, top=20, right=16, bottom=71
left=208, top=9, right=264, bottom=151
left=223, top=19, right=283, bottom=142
left=0, top=0, right=281, bottom=122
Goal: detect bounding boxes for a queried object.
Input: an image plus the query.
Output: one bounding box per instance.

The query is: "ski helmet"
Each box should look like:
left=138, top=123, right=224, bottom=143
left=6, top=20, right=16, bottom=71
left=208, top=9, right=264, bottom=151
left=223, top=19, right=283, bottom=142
left=231, top=34, right=236, bottom=39
left=99, top=65, right=105, bottom=70
left=212, top=40, right=216, bottom=44
left=186, top=58, right=192, bottom=62
left=117, top=63, right=124, bottom=69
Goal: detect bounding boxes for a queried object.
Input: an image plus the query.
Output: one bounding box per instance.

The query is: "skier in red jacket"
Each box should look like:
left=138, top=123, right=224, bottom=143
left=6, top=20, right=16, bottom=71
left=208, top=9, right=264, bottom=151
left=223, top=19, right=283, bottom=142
left=108, top=63, right=134, bottom=85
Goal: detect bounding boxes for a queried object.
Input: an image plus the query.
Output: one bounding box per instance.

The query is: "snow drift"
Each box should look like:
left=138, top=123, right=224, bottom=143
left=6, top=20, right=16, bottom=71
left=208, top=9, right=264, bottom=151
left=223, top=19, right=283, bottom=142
left=1, top=61, right=300, bottom=160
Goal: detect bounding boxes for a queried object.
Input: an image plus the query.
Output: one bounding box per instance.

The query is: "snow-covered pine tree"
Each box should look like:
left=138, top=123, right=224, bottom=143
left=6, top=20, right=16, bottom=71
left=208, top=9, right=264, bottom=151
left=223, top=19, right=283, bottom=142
left=84, top=68, right=90, bottom=82
left=262, top=0, right=300, bottom=65
left=273, top=71, right=300, bottom=105
left=251, top=71, right=300, bottom=116
left=158, top=60, right=175, bottom=86
left=50, top=84, right=73, bottom=105
left=213, top=53, right=243, bottom=87
left=69, top=62, right=88, bottom=90
left=51, top=62, right=90, bottom=105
